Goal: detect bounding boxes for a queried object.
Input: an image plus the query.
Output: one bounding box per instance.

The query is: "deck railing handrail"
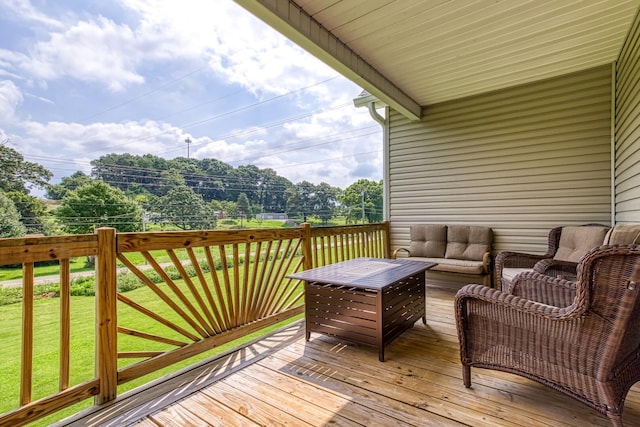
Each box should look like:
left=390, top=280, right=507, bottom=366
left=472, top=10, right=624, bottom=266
left=0, top=221, right=389, bottom=427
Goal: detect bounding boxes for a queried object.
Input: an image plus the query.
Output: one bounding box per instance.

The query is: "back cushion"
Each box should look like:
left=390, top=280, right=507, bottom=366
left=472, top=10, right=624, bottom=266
left=409, top=224, right=447, bottom=258
left=553, top=226, right=609, bottom=262
left=605, top=224, right=640, bottom=245
left=445, top=226, right=493, bottom=261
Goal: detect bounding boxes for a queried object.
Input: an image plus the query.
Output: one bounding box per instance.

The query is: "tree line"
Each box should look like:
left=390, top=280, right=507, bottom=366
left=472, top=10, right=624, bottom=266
left=0, top=143, right=383, bottom=237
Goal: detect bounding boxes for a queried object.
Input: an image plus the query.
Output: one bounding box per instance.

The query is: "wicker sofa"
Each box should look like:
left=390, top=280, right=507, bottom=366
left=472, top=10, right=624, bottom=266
left=392, top=224, right=493, bottom=287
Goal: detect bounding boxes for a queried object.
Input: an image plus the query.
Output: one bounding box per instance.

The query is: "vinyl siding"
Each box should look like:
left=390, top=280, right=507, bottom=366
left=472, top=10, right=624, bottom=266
left=388, top=65, right=613, bottom=256
left=615, top=8, right=640, bottom=223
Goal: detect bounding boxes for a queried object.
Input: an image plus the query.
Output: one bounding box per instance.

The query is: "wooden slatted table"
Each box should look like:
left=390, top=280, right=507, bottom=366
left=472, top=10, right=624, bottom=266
left=287, top=257, right=435, bottom=361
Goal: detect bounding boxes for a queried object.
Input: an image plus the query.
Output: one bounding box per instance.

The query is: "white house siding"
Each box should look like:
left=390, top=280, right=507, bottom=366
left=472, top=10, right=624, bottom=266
left=388, top=65, right=613, bottom=263
left=615, top=8, right=640, bottom=224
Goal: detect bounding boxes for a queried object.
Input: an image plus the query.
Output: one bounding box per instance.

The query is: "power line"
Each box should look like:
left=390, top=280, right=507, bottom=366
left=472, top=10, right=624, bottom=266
left=78, top=76, right=343, bottom=156
left=78, top=66, right=210, bottom=123
left=23, top=124, right=381, bottom=189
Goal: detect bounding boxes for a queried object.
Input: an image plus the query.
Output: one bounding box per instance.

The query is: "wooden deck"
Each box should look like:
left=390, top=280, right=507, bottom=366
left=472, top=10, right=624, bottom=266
left=57, top=286, right=640, bottom=427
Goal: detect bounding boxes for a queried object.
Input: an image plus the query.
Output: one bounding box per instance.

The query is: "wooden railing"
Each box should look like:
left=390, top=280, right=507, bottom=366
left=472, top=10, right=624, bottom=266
left=0, top=222, right=390, bottom=426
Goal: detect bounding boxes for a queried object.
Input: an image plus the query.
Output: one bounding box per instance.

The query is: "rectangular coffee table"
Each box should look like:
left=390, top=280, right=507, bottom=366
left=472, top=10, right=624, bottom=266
left=287, top=257, right=435, bottom=361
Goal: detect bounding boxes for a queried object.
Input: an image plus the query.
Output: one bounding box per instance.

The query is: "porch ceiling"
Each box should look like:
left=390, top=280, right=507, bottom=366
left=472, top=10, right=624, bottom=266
left=235, top=0, right=639, bottom=120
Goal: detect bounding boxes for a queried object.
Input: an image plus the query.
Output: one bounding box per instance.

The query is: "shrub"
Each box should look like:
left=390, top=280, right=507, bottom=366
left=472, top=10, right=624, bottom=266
left=117, top=274, right=146, bottom=293
left=69, top=275, right=95, bottom=296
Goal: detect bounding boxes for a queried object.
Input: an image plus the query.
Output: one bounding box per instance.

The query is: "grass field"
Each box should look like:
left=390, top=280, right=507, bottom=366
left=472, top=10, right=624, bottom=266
left=0, top=255, right=303, bottom=425
left=0, top=217, right=346, bottom=424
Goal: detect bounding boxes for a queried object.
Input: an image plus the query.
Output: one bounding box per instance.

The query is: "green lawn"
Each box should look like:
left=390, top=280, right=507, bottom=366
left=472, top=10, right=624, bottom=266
left=0, top=266, right=303, bottom=425
left=0, top=252, right=161, bottom=282
left=0, top=218, right=350, bottom=424
left=0, top=258, right=91, bottom=281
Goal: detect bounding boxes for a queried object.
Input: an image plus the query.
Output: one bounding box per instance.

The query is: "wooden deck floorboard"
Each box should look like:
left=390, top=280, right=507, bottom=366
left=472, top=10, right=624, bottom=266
left=58, top=286, right=640, bottom=427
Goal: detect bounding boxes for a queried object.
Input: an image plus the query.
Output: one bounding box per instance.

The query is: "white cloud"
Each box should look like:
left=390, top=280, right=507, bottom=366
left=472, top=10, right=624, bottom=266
left=0, top=0, right=383, bottom=190
left=8, top=0, right=338, bottom=99
left=191, top=103, right=382, bottom=188
left=18, top=119, right=188, bottom=156
left=2, top=0, right=65, bottom=29
left=0, top=80, right=23, bottom=123
left=22, top=17, right=145, bottom=91
left=0, top=49, right=30, bottom=82
left=120, top=0, right=339, bottom=99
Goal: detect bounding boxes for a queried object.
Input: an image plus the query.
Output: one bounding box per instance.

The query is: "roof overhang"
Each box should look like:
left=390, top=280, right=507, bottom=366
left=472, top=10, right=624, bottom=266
left=236, top=0, right=639, bottom=121
left=234, top=0, right=421, bottom=120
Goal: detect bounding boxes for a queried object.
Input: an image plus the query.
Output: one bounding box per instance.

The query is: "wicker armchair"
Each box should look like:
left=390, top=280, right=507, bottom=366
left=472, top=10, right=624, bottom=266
left=495, top=223, right=610, bottom=290
left=455, top=244, right=640, bottom=426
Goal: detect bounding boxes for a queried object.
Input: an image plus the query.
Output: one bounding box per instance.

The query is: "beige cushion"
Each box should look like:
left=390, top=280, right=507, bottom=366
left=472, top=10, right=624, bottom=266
left=553, top=226, right=609, bottom=262
left=409, top=224, right=447, bottom=258
left=501, top=267, right=533, bottom=283
left=605, top=224, right=640, bottom=245
left=404, top=257, right=487, bottom=275
left=445, top=225, right=493, bottom=261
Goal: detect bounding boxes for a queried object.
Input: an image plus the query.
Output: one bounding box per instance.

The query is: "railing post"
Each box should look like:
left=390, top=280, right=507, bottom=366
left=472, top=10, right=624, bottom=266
left=95, top=227, right=118, bottom=404
left=301, top=223, right=312, bottom=270
left=382, top=221, right=391, bottom=258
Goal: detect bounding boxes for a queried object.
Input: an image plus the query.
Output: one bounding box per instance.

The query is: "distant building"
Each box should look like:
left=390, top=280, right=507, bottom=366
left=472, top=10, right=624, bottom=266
left=256, top=213, right=288, bottom=220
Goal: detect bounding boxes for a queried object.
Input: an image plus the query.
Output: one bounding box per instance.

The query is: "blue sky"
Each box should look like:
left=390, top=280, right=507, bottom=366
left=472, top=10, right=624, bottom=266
left=0, top=0, right=383, bottom=194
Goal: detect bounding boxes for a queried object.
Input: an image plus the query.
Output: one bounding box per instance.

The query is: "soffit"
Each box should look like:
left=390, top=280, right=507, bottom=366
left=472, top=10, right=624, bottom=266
left=237, top=0, right=639, bottom=118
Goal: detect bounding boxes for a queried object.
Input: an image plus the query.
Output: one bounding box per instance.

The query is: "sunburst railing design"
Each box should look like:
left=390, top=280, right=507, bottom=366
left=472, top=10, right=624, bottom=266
left=0, top=222, right=389, bottom=426
left=112, top=227, right=307, bottom=385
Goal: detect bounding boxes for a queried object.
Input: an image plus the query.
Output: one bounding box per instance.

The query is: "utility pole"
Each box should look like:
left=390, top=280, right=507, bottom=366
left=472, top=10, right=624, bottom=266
left=361, top=191, right=365, bottom=224
left=185, top=137, right=192, bottom=159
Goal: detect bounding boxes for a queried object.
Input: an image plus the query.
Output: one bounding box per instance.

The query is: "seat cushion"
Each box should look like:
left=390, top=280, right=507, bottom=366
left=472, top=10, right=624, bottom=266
left=445, top=225, right=493, bottom=261
left=553, top=226, right=609, bottom=263
left=404, top=257, right=487, bottom=275
left=408, top=224, right=447, bottom=258
left=501, top=267, right=533, bottom=284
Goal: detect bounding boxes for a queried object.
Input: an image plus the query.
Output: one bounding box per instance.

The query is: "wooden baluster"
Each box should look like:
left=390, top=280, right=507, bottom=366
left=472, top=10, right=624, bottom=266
left=59, top=258, right=71, bottom=391
left=20, top=262, right=34, bottom=406
left=302, top=223, right=312, bottom=270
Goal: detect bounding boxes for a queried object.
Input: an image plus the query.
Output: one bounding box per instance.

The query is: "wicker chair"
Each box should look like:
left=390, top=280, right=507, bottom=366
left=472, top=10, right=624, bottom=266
left=455, top=244, right=640, bottom=426
left=495, top=223, right=610, bottom=290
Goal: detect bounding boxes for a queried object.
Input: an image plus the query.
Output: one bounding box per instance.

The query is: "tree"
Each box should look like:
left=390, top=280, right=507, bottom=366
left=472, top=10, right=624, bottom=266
left=158, top=169, right=186, bottom=196
left=228, top=165, right=260, bottom=206
left=91, top=153, right=164, bottom=196
left=55, top=181, right=143, bottom=234
left=313, top=182, right=340, bottom=224
left=46, top=171, right=93, bottom=200
left=0, top=143, right=52, bottom=194
left=291, top=181, right=317, bottom=220
left=0, top=191, right=26, bottom=237
left=152, top=185, right=215, bottom=230
left=6, top=191, right=51, bottom=234
left=236, top=192, right=251, bottom=226
left=284, top=181, right=340, bottom=223
left=252, top=168, right=293, bottom=212
left=211, top=200, right=237, bottom=219
left=197, top=158, right=234, bottom=201
left=284, top=186, right=302, bottom=218
left=88, top=152, right=297, bottom=207
left=338, top=179, right=383, bottom=224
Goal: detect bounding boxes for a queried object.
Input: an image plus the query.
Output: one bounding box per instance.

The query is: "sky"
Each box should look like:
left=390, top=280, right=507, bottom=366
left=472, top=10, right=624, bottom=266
left=0, top=0, right=383, bottom=196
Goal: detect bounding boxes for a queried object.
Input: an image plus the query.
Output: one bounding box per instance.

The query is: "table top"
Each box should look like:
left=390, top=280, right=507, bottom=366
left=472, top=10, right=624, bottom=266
left=286, top=257, right=435, bottom=290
